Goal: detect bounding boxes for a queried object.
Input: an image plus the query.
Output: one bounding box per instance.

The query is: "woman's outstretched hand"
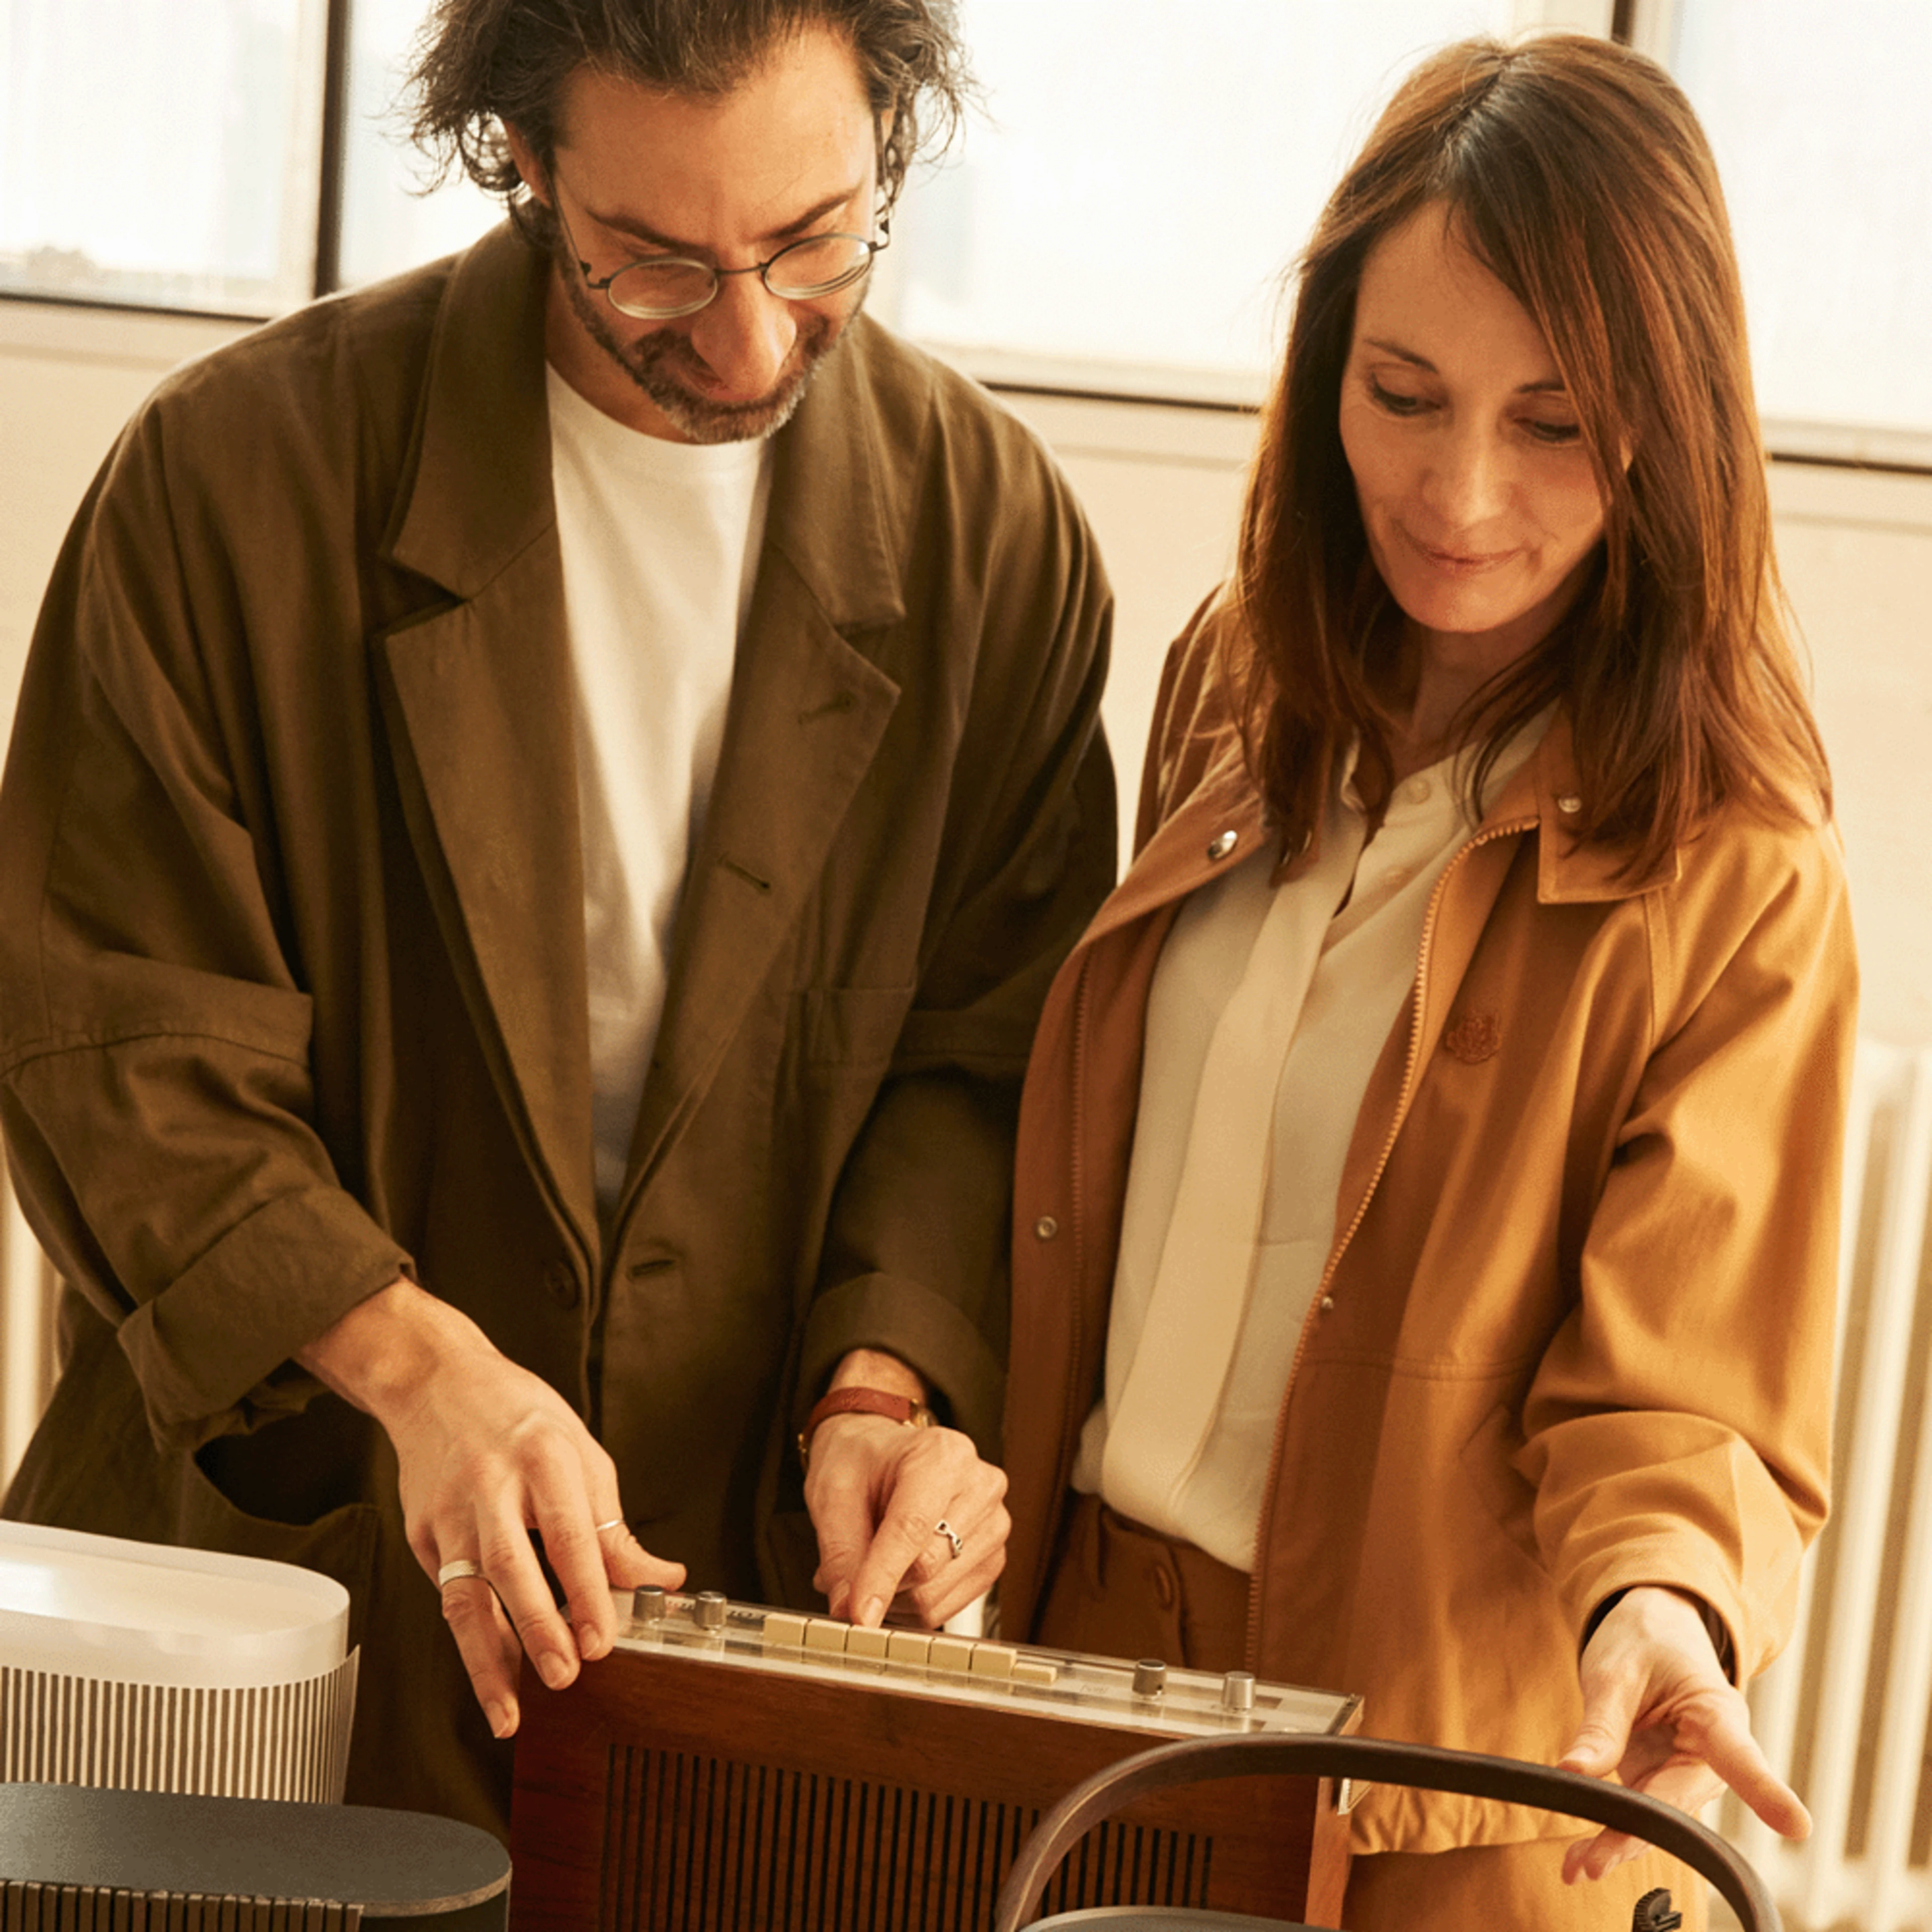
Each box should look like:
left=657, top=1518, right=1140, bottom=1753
left=1558, top=1584, right=1809, bottom=1883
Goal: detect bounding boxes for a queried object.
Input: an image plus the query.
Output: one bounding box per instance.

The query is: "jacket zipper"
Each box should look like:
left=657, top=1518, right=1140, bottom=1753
left=1243, top=814, right=1536, bottom=1669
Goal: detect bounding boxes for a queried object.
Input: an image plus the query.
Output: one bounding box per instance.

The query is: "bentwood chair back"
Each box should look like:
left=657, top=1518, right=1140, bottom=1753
left=993, top=1733, right=1779, bottom=1932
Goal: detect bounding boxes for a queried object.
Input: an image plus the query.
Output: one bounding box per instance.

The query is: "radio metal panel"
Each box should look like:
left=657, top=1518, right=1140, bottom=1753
left=509, top=1589, right=1361, bottom=1932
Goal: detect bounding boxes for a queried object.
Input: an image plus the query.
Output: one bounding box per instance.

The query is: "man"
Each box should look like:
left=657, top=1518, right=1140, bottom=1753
left=0, top=0, right=1113, bottom=1834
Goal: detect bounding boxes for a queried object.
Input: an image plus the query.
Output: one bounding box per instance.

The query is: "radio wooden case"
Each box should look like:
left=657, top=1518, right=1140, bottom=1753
left=510, top=1589, right=1359, bottom=1931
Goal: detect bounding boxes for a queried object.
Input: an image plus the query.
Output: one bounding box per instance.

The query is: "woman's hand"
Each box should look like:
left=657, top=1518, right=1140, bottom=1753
left=298, top=1279, right=685, bottom=1739
left=1558, top=1584, right=1809, bottom=1882
left=803, top=1349, right=1009, bottom=1629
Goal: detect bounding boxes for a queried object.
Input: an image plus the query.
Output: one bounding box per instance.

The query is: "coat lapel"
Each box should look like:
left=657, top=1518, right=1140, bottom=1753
left=616, top=321, right=906, bottom=1215
left=373, top=226, right=599, bottom=1263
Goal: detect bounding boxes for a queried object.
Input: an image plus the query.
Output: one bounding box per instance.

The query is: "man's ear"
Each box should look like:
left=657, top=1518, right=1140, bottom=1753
left=503, top=122, right=549, bottom=207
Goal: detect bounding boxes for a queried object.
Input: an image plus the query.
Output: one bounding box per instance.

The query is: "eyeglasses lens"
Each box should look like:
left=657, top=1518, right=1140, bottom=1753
left=765, top=234, right=875, bottom=299
left=605, top=234, right=874, bottom=318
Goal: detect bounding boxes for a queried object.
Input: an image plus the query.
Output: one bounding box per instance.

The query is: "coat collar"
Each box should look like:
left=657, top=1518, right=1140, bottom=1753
left=1080, top=707, right=1677, bottom=967
left=372, top=226, right=596, bottom=1264
left=1505, top=713, right=1681, bottom=904
left=386, top=225, right=910, bottom=634
left=376, top=226, right=919, bottom=1263
left=386, top=224, right=556, bottom=596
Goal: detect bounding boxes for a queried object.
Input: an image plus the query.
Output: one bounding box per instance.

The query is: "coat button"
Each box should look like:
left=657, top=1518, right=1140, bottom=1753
left=1034, top=1216, right=1060, bottom=1240
left=1208, top=829, right=1238, bottom=860
left=1320, top=1296, right=1335, bottom=1313
left=1557, top=794, right=1583, bottom=815
left=542, top=1261, right=581, bottom=1309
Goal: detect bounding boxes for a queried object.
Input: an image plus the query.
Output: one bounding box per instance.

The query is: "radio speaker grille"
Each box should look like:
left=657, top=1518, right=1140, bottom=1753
left=601, top=1746, right=1210, bottom=1932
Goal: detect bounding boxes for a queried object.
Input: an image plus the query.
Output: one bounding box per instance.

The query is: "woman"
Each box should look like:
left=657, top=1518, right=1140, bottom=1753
left=1002, top=33, right=1855, bottom=1932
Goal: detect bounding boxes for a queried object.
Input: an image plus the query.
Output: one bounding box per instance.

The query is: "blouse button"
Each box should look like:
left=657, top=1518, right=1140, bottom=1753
left=1402, top=776, right=1431, bottom=803
left=1208, top=829, right=1238, bottom=860
left=1034, top=1216, right=1060, bottom=1241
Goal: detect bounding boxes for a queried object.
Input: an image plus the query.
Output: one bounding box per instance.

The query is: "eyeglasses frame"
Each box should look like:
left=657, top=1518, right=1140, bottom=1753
left=549, top=174, right=891, bottom=322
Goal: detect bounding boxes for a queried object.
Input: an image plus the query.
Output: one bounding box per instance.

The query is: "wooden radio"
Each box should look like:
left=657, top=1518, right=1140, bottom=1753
left=509, top=1589, right=1360, bottom=1931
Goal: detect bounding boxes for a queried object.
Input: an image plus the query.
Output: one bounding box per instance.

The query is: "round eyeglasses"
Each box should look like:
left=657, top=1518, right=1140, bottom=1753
left=553, top=182, right=888, bottom=321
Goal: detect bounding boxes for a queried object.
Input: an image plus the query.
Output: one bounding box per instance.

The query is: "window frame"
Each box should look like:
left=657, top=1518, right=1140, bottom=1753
left=0, top=0, right=1923, bottom=476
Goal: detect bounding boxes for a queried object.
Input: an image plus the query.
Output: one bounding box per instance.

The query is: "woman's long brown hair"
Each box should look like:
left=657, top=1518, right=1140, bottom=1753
left=1233, top=34, right=1830, bottom=876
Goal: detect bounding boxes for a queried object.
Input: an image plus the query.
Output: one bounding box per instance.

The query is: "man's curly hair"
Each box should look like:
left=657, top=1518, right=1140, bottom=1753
left=408, top=0, right=972, bottom=240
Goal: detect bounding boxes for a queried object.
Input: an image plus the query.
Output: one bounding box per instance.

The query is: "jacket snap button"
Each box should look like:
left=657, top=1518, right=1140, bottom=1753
left=542, top=1261, right=581, bottom=1310
left=1557, top=794, right=1583, bottom=814
left=1034, top=1216, right=1060, bottom=1241
left=1208, top=829, right=1238, bottom=860
left=1320, top=1296, right=1335, bottom=1313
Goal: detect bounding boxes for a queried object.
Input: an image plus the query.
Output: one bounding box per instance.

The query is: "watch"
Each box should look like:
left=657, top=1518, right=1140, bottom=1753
left=797, top=1386, right=937, bottom=1471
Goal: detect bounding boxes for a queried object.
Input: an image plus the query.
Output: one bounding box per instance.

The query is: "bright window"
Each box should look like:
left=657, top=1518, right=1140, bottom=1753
left=1663, top=0, right=1932, bottom=461
left=3, top=1, right=1927, bottom=464
left=337, top=0, right=495, bottom=290
left=0, top=0, right=326, bottom=312
left=884, top=0, right=1520, bottom=401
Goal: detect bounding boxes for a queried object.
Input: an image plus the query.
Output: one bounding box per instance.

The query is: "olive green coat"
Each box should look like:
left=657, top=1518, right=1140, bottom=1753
left=0, top=223, right=1114, bottom=1833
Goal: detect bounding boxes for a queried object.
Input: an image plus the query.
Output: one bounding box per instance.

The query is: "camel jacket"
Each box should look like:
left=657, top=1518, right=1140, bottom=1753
left=0, top=222, right=1114, bottom=1831
left=1003, top=603, right=1855, bottom=1855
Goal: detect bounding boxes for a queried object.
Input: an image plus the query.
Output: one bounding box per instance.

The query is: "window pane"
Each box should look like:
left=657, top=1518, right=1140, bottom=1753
left=1670, top=0, right=1932, bottom=454
left=0, top=0, right=324, bottom=312
left=889, top=0, right=1517, bottom=397
left=337, top=0, right=498, bottom=290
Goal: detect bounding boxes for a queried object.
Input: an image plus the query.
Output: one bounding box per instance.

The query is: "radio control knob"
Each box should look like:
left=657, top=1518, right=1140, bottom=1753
left=1133, top=1659, right=1168, bottom=1697
left=631, top=1584, right=667, bottom=1623
left=695, top=1591, right=728, bottom=1631
left=1221, top=1670, right=1256, bottom=1713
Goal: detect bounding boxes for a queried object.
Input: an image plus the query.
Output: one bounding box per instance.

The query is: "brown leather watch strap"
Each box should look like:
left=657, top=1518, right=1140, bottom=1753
left=798, top=1386, right=936, bottom=1470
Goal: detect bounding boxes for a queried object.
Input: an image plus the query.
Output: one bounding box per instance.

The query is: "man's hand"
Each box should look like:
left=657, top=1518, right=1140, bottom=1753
left=804, top=1349, right=1009, bottom=1630
left=1558, top=1584, right=1809, bottom=1883
left=298, top=1279, right=684, bottom=1739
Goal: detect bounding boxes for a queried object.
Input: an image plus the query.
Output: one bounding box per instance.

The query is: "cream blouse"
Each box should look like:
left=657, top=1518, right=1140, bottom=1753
left=1071, top=722, right=1547, bottom=1569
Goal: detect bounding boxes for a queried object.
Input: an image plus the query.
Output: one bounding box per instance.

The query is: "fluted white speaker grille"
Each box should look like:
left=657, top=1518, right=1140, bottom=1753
left=0, top=1653, right=358, bottom=1803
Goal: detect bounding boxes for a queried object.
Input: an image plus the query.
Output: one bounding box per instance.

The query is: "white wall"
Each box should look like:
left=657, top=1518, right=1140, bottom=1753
left=7, top=301, right=1932, bottom=1040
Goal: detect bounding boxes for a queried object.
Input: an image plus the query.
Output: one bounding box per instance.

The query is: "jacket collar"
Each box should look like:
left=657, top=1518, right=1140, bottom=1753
left=386, top=223, right=556, bottom=596
left=386, top=225, right=909, bottom=637
left=374, top=229, right=922, bottom=1266
left=760, top=312, right=908, bottom=636
left=1076, top=707, right=1675, bottom=964
left=1503, top=713, right=1681, bottom=904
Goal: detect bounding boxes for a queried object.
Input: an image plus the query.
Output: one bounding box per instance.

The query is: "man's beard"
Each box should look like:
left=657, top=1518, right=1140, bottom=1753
left=554, top=235, right=857, bottom=444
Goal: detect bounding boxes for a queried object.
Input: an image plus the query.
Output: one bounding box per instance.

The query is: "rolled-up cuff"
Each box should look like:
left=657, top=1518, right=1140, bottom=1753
left=119, top=1186, right=413, bottom=1451
left=797, top=1271, right=1005, bottom=1460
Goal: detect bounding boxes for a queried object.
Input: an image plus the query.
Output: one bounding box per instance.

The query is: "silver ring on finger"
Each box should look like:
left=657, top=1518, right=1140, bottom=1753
left=933, top=1518, right=965, bottom=1562
left=593, top=1517, right=624, bottom=1534
left=436, top=1558, right=488, bottom=1589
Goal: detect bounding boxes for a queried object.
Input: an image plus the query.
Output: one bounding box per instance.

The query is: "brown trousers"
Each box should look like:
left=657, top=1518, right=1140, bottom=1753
left=1035, top=1494, right=1709, bottom=1932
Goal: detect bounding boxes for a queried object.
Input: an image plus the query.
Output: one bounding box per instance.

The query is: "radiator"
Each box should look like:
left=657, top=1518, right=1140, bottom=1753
left=3, top=1048, right=1929, bottom=1924
left=1721, top=1038, right=1932, bottom=1932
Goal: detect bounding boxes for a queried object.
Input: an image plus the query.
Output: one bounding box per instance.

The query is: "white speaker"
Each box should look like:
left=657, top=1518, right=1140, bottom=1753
left=0, top=1521, right=357, bottom=1802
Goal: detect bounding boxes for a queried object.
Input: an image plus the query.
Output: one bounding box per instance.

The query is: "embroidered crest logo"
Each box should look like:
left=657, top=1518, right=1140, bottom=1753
left=1442, top=1010, right=1502, bottom=1065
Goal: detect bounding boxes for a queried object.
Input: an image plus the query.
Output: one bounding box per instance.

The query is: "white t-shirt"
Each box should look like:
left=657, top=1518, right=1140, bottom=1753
left=1074, top=720, right=1547, bottom=1568
left=546, top=369, right=773, bottom=1219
